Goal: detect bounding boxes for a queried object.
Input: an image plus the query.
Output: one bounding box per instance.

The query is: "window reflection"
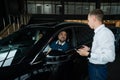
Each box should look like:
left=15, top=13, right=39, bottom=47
left=101, top=3, right=120, bottom=15
left=64, top=2, right=95, bottom=15
left=26, top=1, right=120, bottom=15
left=26, top=1, right=95, bottom=15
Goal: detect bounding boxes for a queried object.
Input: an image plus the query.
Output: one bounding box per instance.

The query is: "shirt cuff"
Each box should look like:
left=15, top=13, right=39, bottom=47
left=88, top=51, right=91, bottom=58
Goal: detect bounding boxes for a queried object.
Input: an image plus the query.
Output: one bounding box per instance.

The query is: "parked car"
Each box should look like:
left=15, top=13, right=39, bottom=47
left=0, top=22, right=119, bottom=80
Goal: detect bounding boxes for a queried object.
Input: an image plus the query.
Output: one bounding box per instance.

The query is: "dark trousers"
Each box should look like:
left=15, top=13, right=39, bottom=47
left=88, top=62, right=107, bottom=80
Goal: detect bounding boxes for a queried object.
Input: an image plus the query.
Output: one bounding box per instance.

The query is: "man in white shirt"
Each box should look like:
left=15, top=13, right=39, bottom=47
left=77, top=9, right=115, bottom=80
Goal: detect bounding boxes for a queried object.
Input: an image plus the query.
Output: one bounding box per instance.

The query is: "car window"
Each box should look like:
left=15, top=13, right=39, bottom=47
left=73, top=27, right=94, bottom=48
left=43, top=28, right=73, bottom=54
left=0, top=28, right=46, bottom=46
left=0, top=27, right=48, bottom=67
left=0, top=29, right=33, bottom=46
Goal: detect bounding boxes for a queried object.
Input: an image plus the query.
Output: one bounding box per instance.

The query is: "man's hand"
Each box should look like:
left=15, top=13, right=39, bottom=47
left=77, top=48, right=89, bottom=56
left=82, top=45, right=90, bottom=51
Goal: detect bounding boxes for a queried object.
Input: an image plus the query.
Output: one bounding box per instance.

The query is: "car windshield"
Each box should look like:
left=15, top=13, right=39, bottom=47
left=0, top=27, right=52, bottom=67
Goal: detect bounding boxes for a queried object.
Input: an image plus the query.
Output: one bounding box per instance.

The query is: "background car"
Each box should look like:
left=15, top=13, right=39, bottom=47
left=0, top=22, right=119, bottom=80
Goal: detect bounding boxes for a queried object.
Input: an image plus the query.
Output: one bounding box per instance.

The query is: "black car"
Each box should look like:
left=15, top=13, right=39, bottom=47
left=0, top=22, right=119, bottom=80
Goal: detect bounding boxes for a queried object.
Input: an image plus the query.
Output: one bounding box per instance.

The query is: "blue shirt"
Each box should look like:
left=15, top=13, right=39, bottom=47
left=50, top=40, right=69, bottom=52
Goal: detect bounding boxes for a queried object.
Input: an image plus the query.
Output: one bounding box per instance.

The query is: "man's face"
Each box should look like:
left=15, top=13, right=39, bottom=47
left=88, top=15, right=95, bottom=29
left=58, top=31, right=67, bottom=42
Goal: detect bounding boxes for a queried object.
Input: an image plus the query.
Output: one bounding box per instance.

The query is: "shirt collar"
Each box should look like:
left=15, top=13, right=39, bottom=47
left=56, top=40, right=66, bottom=46
left=94, top=24, right=105, bottom=33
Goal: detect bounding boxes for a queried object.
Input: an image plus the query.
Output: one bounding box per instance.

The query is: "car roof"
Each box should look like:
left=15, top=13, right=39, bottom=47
left=24, top=22, right=89, bottom=30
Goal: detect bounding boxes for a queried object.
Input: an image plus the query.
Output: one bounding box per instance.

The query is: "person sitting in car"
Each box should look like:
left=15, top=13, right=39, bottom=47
left=45, top=31, right=71, bottom=80
left=44, top=30, right=69, bottom=53
left=50, top=30, right=69, bottom=52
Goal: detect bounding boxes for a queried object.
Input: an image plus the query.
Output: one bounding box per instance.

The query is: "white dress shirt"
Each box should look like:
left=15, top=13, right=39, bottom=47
left=89, top=24, right=115, bottom=64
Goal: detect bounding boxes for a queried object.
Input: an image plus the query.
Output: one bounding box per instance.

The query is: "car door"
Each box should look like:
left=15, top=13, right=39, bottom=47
left=66, top=26, right=94, bottom=80
left=42, top=24, right=94, bottom=80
